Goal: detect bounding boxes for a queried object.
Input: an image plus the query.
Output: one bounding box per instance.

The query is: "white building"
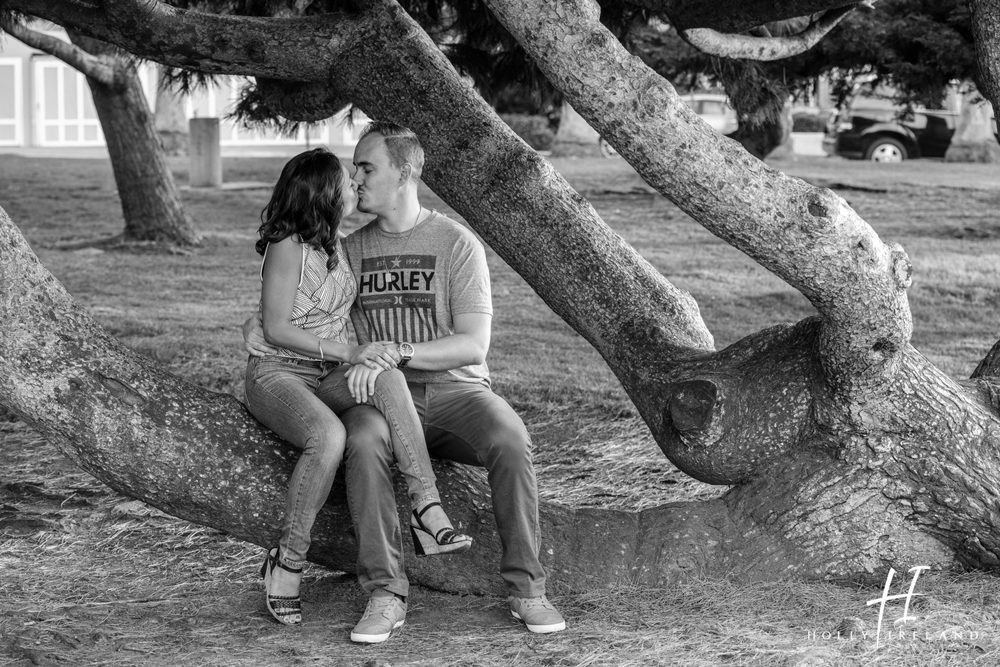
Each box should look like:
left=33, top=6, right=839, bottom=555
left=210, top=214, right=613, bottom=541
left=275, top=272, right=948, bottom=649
left=0, top=25, right=366, bottom=151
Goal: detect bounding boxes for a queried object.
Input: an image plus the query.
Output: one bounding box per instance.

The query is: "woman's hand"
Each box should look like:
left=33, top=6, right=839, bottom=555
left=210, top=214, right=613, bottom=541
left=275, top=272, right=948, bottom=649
left=345, top=364, right=385, bottom=404
left=349, top=342, right=399, bottom=370
left=242, top=313, right=278, bottom=356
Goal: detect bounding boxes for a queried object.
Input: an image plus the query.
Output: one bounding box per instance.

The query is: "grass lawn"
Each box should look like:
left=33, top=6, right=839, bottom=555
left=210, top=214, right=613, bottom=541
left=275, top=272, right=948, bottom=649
left=1, top=151, right=1000, bottom=665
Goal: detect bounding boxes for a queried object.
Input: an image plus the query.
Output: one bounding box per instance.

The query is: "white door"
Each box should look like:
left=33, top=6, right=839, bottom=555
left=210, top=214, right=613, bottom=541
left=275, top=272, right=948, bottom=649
left=0, top=58, right=23, bottom=146
left=33, top=58, right=103, bottom=146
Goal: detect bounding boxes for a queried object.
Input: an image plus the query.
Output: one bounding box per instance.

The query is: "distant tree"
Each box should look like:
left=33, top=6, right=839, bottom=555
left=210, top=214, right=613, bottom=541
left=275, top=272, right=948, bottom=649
left=0, top=17, right=200, bottom=245
left=153, top=66, right=189, bottom=156
left=767, top=0, right=998, bottom=161
left=632, top=1, right=1000, bottom=161
left=809, top=0, right=999, bottom=162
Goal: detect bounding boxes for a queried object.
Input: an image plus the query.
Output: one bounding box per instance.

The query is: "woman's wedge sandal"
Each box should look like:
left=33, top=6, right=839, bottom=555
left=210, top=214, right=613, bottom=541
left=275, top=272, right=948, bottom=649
left=260, top=547, right=303, bottom=625
left=409, top=501, right=473, bottom=557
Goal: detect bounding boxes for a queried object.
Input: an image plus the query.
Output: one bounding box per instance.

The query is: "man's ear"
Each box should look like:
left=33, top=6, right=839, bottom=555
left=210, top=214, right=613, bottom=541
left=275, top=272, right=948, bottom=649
left=399, top=162, right=412, bottom=184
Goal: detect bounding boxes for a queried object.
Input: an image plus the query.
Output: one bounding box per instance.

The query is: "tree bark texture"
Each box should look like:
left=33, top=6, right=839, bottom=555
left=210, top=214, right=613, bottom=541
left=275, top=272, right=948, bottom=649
left=68, top=34, right=199, bottom=245
left=972, top=0, right=1000, bottom=115
left=3, top=0, right=1000, bottom=586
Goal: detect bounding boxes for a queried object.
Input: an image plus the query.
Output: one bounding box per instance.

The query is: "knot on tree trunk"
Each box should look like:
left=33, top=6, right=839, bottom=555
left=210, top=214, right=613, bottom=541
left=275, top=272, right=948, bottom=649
left=656, top=321, right=822, bottom=485
left=662, top=377, right=784, bottom=484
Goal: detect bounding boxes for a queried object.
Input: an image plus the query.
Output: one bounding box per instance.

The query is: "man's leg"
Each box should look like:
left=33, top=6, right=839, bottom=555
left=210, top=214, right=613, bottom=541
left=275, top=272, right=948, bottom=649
left=341, top=405, right=409, bottom=643
left=341, top=405, right=409, bottom=598
left=415, top=382, right=563, bottom=632
left=414, top=382, right=545, bottom=598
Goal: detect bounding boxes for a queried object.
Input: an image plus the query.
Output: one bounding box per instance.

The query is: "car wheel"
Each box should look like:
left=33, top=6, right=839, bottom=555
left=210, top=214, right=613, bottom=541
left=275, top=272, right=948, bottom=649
left=599, top=138, right=619, bottom=158
left=864, top=137, right=907, bottom=162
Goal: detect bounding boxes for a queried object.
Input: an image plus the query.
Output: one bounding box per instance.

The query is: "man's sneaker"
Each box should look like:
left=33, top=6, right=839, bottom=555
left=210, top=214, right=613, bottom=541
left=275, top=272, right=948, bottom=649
left=508, top=595, right=566, bottom=633
left=350, top=593, right=407, bottom=643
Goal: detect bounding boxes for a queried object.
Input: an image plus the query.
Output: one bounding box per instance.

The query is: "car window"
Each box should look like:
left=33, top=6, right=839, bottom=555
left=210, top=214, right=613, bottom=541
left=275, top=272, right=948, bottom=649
left=700, top=101, right=726, bottom=115
left=924, top=115, right=952, bottom=137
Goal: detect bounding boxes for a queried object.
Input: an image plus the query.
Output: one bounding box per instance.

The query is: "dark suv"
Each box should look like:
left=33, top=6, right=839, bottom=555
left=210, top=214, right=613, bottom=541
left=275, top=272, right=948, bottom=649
left=823, top=106, right=960, bottom=162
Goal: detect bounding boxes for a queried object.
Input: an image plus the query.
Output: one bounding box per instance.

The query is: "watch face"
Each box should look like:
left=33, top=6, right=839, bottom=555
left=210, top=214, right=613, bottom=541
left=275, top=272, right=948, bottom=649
left=399, top=342, right=414, bottom=357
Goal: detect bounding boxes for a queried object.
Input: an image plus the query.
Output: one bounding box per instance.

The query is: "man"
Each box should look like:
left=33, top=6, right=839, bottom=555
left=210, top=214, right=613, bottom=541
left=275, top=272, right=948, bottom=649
left=246, top=121, right=565, bottom=642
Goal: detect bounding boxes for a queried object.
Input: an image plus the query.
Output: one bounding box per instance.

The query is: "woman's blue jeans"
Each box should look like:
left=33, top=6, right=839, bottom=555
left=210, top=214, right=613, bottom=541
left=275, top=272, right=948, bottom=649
left=244, top=355, right=439, bottom=568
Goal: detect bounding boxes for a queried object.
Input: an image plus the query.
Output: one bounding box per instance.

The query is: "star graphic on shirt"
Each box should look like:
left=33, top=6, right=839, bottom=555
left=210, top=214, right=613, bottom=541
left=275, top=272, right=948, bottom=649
left=390, top=257, right=402, bottom=268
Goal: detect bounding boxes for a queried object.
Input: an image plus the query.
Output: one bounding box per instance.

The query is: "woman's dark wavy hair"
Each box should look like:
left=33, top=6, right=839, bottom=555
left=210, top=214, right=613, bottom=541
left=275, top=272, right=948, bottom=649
left=256, top=147, right=347, bottom=270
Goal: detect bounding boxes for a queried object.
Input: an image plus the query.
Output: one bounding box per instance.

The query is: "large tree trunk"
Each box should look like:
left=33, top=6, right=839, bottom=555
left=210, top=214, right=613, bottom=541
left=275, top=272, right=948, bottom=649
left=5, top=0, right=1000, bottom=588
left=68, top=33, right=199, bottom=246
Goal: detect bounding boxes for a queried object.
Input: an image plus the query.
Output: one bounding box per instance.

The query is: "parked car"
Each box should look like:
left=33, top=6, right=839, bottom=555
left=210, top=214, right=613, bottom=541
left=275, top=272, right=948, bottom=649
left=823, top=105, right=998, bottom=162
left=680, top=93, right=739, bottom=135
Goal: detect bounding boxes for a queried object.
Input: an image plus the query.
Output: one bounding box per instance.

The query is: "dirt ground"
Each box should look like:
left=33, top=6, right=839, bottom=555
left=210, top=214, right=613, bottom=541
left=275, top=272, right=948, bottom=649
left=0, top=421, right=567, bottom=666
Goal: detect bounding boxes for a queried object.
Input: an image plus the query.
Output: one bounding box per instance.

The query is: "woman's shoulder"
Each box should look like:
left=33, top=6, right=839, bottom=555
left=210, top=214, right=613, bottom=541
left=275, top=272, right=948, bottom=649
left=266, top=234, right=304, bottom=248
left=263, top=235, right=305, bottom=263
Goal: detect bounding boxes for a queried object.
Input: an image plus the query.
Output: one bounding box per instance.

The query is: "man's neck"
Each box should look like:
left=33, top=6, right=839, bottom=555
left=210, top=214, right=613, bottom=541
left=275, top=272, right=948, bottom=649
left=376, top=195, right=423, bottom=234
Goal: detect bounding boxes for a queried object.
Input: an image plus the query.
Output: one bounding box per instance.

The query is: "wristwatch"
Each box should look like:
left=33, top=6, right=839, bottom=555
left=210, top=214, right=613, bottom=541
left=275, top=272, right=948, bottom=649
left=397, top=342, right=414, bottom=368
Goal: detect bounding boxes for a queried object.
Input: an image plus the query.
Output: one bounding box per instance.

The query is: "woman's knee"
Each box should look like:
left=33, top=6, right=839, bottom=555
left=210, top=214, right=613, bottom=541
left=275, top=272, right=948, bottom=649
left=305, top=423, right=346, bottom=469
left=373, top=368, right=408, bottom=395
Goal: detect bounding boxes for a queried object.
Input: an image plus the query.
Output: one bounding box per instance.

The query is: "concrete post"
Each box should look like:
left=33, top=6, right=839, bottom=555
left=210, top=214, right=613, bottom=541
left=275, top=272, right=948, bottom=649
left=189, top=117, right=222, bottom=188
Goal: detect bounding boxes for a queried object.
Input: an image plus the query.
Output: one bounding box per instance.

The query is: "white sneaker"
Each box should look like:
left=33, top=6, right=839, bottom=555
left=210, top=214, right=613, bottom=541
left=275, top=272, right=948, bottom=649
left=350, top=594, right=406, bottom=643
left=508, top=595, right=566, bottom=633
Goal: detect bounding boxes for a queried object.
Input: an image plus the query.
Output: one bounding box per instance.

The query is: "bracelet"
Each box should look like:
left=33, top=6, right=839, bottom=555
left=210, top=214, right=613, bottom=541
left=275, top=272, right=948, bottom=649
left=317, top=340, right=325, bottom=361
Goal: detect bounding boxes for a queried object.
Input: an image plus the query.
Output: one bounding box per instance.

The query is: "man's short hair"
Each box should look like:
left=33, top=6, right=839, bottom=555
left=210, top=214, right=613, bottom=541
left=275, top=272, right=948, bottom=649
left=360, top=121, right=425, bottom=181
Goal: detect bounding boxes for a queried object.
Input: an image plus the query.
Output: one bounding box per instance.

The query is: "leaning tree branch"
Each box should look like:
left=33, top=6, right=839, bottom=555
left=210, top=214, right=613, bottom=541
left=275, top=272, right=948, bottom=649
left=0, top=16, right=116, bottom=84
left=483, top=0, right=912, bottom=399
left=680, top=4, right=866, bottom=61
left=970, top=0, right=1000, bottom=115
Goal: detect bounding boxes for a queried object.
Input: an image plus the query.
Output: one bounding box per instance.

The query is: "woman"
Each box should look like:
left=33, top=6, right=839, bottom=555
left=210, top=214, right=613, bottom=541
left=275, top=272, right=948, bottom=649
left=245, top=148, right=471, bottom=626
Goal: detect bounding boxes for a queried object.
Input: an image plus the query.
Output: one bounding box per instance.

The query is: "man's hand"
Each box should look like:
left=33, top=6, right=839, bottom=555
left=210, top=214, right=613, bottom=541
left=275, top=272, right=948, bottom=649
left=345, top=364, right=384, bottom=404
left=242, top=313, right=276, bottom=357
left=350, top=342, right=400, bottom=370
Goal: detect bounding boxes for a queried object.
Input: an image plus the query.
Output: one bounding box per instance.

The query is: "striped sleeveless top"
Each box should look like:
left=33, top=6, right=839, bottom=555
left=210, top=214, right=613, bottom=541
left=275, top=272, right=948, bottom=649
left=260, top=240, right=357, bottom=359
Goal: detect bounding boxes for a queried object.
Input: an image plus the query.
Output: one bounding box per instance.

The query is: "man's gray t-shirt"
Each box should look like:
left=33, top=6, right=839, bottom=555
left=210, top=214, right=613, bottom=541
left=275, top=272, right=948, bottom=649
left=342, top=211, right=492, bottom=385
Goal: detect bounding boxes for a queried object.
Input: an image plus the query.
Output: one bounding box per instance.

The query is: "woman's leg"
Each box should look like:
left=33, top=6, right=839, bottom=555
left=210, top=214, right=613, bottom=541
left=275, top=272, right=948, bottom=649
left=245, top=358, right=347, bottom=588
left=318, top=367, right=471, bottom=554
left=319, top=367, right=437, bottom=509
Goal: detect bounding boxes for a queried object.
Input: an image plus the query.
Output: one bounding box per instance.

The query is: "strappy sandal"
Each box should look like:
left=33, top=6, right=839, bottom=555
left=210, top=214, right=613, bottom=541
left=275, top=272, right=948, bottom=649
left=409, top=501, right=473, bottom=557
left=260, top=547, right=303, bottom=625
